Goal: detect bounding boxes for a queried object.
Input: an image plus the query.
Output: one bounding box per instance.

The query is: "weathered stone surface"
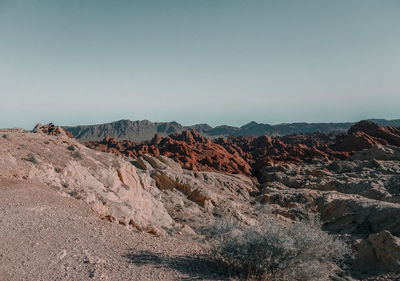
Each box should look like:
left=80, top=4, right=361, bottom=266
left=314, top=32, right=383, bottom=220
left=350, top=145, right=400, bottom=161
left=355, top=230, right=400, bottom=272
left=0, top=129, right=173, bottom=235
left=368, top=230, right=400, bottom=271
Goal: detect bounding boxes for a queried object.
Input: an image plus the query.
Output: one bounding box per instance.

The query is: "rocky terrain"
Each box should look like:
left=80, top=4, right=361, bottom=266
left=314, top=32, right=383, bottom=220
left=257, top=146, right=400, bottom=275
left=64, top=118, right=400, bottom=142
left=84, top=121, right=400, bottom=179
left=0, top=124, right=258, bottom=280
left=2, top=121, right=400, bottom=280
left=85, top=130, right=253, bottom=177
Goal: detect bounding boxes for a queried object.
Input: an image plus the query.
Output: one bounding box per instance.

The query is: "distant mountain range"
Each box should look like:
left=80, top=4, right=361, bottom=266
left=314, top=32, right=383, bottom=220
left=64, top=119, right=400, bottom=142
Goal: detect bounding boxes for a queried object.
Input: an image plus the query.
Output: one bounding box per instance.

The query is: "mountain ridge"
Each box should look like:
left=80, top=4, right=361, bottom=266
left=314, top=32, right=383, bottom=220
left=64, top=118, right=400, bottom=142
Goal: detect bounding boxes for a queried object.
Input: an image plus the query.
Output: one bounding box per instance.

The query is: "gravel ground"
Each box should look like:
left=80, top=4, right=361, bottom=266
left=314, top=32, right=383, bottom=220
left=0, top=178, right=228, bottom=281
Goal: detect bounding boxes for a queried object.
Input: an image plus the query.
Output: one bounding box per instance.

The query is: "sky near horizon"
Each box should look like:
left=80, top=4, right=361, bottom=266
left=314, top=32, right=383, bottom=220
left=0, top=0, right=399, bottom=129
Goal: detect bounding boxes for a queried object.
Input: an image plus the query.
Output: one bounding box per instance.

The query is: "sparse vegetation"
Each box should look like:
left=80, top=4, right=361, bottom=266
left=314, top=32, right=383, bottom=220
left=208, top=219, right=351, bottom=281
left=2, top=134, right=8, bottom=139
left=72, top=151, right=83, bottom=160
left=54, top=167, right=62, bottom=173
left=67, top=145, right=75, bottom=151
left=61, top=182, right=69, bottom=188
left=68, top=191, right=82, bottom=199
left=24, top=153, right=39, bottom=164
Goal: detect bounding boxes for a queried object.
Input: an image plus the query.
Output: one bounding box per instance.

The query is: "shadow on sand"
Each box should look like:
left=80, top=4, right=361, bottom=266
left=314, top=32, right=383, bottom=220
left=122, top=249, right=228, bottom=281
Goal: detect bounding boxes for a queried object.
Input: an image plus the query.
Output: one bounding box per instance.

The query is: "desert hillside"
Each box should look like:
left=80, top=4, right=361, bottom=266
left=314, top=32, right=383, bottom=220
left=1, top=123, right=400, bottom=280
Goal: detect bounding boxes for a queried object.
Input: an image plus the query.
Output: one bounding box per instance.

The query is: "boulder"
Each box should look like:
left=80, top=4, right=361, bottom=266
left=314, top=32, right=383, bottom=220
left=355, top=230, right=400, bottom=272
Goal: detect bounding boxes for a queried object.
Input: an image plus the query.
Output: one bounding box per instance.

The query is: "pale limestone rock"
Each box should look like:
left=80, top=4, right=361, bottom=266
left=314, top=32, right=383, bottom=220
left=0, top=130, right=174, bottom=234
left=350, top=145, right=400, bottom=161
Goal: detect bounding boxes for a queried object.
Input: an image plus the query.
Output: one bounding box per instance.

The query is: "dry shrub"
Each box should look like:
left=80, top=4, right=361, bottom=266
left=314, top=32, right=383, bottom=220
left=24, top=153, right=39, bottom=164
left=72, top=151, right=83, bottom=160
left=208, top=219, right=351, bottom=281
left=67, top=145, right=75, bottom=151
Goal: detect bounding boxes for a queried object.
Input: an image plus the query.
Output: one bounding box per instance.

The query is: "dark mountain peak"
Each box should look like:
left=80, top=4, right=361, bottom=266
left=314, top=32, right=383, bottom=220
left=187, top=123, right=213, bottom=132
left=240, top=121, right=259, bottom=129
left=111, top=119, right=132, bottom=125
left=156, top=121, right=184, bottom=135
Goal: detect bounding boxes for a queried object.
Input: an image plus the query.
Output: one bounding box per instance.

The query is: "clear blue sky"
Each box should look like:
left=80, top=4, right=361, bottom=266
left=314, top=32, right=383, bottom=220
left=1, top=0, right=399, bottom=129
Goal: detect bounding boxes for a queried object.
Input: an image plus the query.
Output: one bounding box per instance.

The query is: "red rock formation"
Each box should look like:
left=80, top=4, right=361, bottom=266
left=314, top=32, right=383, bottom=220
left=83, top=121, right=400, bottom=180
left=85, top=130, right=253, bottom=177
left=335, top=131, right=384, bottom=151
left=335, top=121, right=400, bottom=151
left=214, top=133, right=350, bottom=177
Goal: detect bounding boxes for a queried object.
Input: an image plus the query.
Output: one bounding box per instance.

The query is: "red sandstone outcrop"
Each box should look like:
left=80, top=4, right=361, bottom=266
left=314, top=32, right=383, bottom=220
left=86, top=130, right=253, bottom=177
left=84, top=121, right=400, bottom=180
left=335, top=120, right=400, bottom=151
left=215, top=134, right=349, bottom=175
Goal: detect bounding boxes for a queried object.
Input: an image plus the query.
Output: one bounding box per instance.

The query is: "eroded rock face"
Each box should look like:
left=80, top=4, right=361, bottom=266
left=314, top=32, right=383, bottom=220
left=334, top=120, right=400, bottom=152
left=0, top=128, right=259, bottom=237
left=0, top=129, right=173, bottom=235
left=355, top=230, right=400, bottom=272
left=86, top=130, right=253, bottom=177
left=215, top=134, right=347, bottom=177
left=367, top=231, right=400, bottom=272
left=349, top=120, right=400, bottom=145
left=132, top=154, right=259, bottom=230
left=350, top=145, right=400, bottom=161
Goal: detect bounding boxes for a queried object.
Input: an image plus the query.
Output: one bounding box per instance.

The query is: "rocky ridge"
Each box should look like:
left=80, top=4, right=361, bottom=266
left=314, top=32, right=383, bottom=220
left=64, top=118, right=400, bottom=142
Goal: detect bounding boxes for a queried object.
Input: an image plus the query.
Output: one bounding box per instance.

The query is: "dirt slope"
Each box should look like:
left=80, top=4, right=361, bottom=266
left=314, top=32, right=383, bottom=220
left=0, top=178, right=225, bottom=281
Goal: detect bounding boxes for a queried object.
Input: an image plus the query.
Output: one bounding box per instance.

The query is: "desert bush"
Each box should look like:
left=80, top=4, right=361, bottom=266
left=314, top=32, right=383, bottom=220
left=67, top=145, right=75, bottom=151
left=209, top=219, right=351, bottom=281
left=2, top=134, right=8, bottom=139
left=72, top=151, right=83, bottom=160
left=205, top=219, right=239, bottom=242
left=24, top=153, right=39, bottom=164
